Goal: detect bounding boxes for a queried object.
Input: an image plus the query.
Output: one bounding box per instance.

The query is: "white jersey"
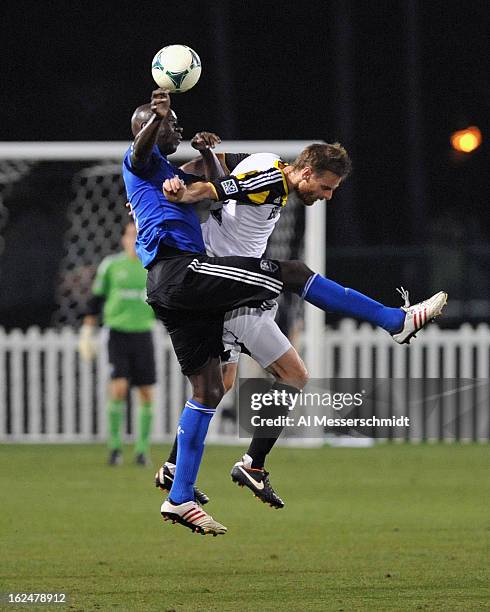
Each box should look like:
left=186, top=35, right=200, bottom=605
left=201, top=152, right=296, bottom=368
left=203, top=152, right=295, bottom=258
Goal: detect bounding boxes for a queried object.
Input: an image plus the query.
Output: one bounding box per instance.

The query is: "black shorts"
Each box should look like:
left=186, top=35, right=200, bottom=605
left=107, top=329, right=156, bottom=386
left=147, top=252, right=283, bottom=375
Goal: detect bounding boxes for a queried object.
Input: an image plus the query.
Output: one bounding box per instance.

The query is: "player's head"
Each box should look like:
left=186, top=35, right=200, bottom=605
left=130, top=104, right=183, bottom=155
left=291, top=143, right=352, bottom=206
left=121, top=220, right=137, bottom=257
left=157, top=109, right=183, bottom=155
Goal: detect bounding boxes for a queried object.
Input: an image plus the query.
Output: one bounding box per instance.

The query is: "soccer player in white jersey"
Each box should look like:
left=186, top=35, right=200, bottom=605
left=203, top=152, right=306, bottom=507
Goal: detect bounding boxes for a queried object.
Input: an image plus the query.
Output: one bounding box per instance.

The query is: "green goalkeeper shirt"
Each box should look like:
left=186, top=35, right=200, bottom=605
left=92, top=252, right=155, bottom=332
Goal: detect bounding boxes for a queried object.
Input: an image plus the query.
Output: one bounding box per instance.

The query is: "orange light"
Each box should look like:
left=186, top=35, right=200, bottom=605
left=450, top=126, right=482, bottom=153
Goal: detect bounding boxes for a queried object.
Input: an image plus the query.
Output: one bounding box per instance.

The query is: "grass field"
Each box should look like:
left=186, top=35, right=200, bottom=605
left=1, top=443, right=489, bottom=611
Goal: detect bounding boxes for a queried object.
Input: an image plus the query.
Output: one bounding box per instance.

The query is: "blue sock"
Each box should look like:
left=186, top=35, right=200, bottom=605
left=168, top=399, right=215, bottom=504
left=302, top=273, right=405, bottom=333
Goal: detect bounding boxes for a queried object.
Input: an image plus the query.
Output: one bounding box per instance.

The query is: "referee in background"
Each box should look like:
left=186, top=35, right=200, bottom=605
left=79, top=221, right=156, bottom=466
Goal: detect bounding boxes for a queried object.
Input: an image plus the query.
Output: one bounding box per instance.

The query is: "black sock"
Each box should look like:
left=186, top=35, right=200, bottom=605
left=246, top=382, right=298, bottom=469
left=247, top=437, right=279, bottom=469
left=167, top=435, right=178, bottom=465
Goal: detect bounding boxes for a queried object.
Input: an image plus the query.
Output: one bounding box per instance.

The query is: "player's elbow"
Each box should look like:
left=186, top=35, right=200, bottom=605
left=130, top=151, right=148, bottom=170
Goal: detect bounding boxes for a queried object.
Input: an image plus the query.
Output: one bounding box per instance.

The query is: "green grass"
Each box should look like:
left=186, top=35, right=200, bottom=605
left=1, top=444, right=489, bottom=611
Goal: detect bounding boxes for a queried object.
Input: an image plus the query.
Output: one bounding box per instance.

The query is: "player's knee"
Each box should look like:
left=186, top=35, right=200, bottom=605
left=280, top=260, right=314, bottom=293
left=110, top=378, right=128, bottom=401
left=278, top=365, right=310, bottom=390
left=138, top=385, right=154, bottom=403
left=267, top=348, right=309, bottom=390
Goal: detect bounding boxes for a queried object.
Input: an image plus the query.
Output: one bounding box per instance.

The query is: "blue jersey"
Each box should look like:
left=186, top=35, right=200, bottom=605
left=122, top=145, right=206, bottom=268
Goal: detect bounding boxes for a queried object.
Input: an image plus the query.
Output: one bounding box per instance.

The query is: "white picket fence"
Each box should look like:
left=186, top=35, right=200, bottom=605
left=0, top=321, right=488, bottom=443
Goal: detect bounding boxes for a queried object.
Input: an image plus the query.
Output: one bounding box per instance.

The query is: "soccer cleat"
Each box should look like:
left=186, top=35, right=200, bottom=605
left=391, top=288, right=448, bottom=345
left=160, top=499, right=227, bottom=536
left=108, top=449, right=123, bottom=466
left=154, top=463, right=210, bottom=505
left=135, top=453, right=150, bottom=466
left=230, top=456, right=285, bottom=509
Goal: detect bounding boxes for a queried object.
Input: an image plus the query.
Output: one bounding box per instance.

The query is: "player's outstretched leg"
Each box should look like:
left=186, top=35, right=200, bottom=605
left=281, top=261, right=447, bottom=341
left=155, top=461, right=210, bottom=505
left=161, top=499, right=227, bottom=536
left=231, top=454, right=284, bottom=509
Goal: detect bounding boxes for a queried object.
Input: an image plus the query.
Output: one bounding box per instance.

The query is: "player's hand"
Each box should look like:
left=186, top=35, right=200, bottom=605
left=191, top=132, right=221, bottom=151
left=163, top=176, right=187, bottom=202
left=79, top=324, right=97, bottom=361
left=150, top=88, right=171, bottom=120
left=126, top=202, right=134, bottom=218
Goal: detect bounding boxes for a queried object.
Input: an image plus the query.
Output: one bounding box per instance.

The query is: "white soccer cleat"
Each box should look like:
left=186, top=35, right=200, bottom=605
left=391, top=287, right=448, bottom=344
left=160, top=499, right=227, bottom=536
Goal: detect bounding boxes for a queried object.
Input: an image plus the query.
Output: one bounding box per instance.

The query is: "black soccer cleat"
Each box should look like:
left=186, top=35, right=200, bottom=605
left=108, top=449, right=123, bottom=466
left=231, top=457, right=284, bottom=509
left=135, top=453, right=150, bottom=466
left=155, top=463, right=210, bottom=505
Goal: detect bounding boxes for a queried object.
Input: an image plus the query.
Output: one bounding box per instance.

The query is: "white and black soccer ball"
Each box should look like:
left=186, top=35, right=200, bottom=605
left=151, top=44, right=201, bottom=93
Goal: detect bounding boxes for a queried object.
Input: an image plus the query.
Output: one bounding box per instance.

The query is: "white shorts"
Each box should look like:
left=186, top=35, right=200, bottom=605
left=222, top=300, right=292, bottom=369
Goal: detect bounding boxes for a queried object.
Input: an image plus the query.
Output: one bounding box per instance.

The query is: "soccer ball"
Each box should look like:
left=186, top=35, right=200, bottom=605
left=151, top=45, right=202, bottom=93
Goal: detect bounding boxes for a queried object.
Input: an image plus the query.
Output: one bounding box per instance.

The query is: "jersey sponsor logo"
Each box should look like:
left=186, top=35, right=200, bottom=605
left=221, top=178, right=239, bottom=195
left=260, top=260, right=278, bottom=273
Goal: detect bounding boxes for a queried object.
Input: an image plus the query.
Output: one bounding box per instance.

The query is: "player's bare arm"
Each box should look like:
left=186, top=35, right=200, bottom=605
left=130, top=89, right=170, bottom=169
left=163, top=176, right=215, bottom=203
left=180, top=153, right=230, bottom=180
left=190, top=131, right=225, bottom=180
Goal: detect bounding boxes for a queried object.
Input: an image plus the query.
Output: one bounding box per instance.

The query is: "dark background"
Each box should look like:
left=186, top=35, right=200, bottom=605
left=0, top=0, right=488, bottom=328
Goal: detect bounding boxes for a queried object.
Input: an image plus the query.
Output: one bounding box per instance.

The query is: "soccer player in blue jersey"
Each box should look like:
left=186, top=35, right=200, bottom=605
left=123, top=89, right=221, bottom=507
left=124, top=89, right=447, bottom=536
